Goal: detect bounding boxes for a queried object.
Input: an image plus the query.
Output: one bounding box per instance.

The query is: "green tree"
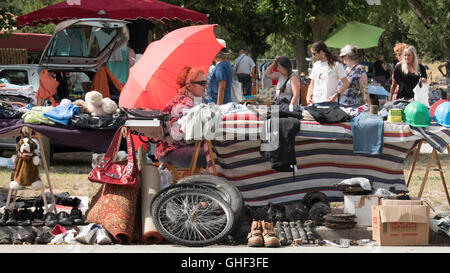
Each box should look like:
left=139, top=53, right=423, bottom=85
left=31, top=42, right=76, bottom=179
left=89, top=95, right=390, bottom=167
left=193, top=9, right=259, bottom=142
left=0, top=0, right=17, bottom=37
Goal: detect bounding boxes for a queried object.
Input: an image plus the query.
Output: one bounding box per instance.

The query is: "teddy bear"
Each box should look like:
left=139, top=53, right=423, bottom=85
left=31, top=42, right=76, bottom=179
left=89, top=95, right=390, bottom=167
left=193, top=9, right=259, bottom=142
left=84, top=90, right=118, bottom=117
left=9, top=137, right=43, bottom=190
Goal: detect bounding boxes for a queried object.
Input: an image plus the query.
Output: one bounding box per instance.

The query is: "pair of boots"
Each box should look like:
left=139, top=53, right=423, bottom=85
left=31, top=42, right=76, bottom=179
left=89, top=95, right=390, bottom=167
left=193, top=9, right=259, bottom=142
left=247, top=220, right=280, bottom=247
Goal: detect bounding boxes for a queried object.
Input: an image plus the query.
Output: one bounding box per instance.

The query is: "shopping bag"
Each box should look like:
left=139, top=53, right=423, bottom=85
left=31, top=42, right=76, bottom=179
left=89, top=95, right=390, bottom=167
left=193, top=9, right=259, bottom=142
left=231, top=80, right=243, bottom=102
left=413, top=81, right=429, bottom=107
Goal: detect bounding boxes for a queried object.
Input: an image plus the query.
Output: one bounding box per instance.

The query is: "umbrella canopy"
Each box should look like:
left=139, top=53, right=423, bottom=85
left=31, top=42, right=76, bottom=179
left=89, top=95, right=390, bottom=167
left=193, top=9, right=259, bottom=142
left=325, top=21, right=385, bottom=49
left=16, top=0, right=208, bottom=28
left=119, top=24, right=222, bottom=110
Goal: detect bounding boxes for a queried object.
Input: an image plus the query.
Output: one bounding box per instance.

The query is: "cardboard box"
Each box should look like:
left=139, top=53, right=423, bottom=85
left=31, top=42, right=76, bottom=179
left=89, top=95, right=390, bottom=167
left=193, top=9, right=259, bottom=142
left=372, top=199, right=430, bottom=246
left=343, top=195, right=379, bottom=227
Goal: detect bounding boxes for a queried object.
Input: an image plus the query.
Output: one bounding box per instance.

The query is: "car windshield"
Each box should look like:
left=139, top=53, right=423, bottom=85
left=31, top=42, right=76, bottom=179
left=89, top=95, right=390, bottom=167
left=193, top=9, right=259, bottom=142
left=47, top=25, right=118, bottom=58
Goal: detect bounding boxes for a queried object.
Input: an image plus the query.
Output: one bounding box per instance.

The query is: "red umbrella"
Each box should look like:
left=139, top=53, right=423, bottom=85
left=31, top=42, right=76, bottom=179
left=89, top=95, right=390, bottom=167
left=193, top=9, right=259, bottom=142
left=16, top=0, right=207, bottom=28
left=119, top=24, right=222, bottom=110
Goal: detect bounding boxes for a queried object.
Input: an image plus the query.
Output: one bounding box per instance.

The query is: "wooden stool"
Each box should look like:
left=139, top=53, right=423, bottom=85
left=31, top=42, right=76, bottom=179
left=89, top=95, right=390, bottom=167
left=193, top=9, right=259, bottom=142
left=406, top=140, right=450, bottom=206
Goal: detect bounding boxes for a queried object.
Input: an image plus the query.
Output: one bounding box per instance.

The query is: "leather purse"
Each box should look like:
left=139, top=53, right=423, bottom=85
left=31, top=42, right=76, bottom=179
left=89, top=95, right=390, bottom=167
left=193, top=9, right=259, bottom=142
left=88, top=126, right=139, bottom=188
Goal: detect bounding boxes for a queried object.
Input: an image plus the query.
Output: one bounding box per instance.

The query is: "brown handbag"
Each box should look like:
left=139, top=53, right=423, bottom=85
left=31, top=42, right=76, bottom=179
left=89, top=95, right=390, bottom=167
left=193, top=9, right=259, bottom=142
left=88, top=126, right=139, bottom=188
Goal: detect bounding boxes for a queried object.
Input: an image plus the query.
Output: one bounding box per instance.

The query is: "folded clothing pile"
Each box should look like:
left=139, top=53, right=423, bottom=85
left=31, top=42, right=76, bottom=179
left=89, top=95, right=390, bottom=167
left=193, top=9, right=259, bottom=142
left=323, top=213, right=356, bottom=229
left=334, top=177, right=373, bottom=195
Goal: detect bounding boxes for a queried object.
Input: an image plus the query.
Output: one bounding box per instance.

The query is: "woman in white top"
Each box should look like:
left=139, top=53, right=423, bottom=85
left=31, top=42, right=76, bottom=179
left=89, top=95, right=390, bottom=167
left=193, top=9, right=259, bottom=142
left=264, top=56, right=300, bottom=108
left=307, top=41, right=349, bottom=105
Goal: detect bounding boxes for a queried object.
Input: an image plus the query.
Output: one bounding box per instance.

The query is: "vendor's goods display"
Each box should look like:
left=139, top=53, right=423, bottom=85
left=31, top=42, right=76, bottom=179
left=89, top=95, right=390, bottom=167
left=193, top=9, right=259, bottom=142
left=402, top=101, right=431, bottom=127
left=150, top=182, right=237, bottom=247
left=432, top=101, right=450, bottom=127
left=88, top=126, right=139, bottom=188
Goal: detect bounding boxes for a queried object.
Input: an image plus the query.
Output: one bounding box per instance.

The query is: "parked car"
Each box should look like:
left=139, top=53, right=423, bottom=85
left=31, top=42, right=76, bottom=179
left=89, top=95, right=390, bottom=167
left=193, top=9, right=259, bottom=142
left=0, top=18, right=130, bottom=163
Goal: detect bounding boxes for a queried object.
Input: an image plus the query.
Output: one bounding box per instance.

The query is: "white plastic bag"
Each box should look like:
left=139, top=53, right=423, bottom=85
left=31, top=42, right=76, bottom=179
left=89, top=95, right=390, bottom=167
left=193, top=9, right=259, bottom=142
left=231, top=80, right=243, bottom=102
left=413, top=82, right=429, bottom=107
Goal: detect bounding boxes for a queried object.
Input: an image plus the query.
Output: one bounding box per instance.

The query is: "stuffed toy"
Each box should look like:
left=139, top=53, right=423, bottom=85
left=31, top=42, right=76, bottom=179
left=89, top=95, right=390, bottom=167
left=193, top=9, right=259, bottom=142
left=85, top=91, right=118, bottom=117
left=73, top=99, right=91, bottom=114
left=9, top=137, right=43, bottom=190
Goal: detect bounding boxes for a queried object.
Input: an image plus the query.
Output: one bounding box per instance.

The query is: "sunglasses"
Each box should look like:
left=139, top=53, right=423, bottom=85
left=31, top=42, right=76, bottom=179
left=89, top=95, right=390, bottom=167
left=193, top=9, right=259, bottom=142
left=312, top=51, right=319, bottom=56
left=191, top=80, right=208, bottom=86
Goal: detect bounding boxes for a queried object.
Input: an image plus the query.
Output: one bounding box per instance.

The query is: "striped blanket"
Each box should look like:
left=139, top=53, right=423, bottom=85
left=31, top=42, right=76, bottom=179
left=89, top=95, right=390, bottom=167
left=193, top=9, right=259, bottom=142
left=209, top=120, right=450, bottom=206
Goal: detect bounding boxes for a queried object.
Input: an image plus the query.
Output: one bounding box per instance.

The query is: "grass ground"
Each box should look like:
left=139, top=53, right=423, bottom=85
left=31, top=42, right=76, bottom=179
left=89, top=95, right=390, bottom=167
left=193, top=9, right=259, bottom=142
left=0, top=150, right=449, bottom=215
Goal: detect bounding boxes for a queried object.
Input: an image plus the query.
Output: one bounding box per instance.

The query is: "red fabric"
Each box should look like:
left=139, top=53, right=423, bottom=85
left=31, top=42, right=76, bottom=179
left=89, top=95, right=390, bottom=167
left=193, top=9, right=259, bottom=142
left=16, top=0, right=207, bottom=28
left=154, top=95, right=193, bottom=159
left=86, top=183, right=139, bottom=244
left=36, top=69, right=59, bottom=106
left=222, top=113, right=259, bottom=121
left=272, top=66, right=279, bottom=85
left=0, top=33, right=50, bottom=52
left=429, top=99, right=448, bottom=119
left=118, top=24, right=222, bottom=110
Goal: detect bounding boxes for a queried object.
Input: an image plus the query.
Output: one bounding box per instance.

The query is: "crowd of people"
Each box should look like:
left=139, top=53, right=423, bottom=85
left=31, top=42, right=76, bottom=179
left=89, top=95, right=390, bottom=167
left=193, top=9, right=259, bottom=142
left=150, top=37, right=448, bottom=167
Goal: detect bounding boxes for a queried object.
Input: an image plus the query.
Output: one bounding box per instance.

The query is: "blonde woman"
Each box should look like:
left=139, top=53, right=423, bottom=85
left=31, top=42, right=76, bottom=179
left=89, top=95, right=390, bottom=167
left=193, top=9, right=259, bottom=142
left=389, top=46, right=427, bottom=101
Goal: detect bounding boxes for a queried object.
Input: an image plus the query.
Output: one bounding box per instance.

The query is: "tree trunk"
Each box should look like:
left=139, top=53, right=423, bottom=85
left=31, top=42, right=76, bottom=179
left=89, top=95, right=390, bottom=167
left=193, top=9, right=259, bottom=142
left=406, top=0, right=435, bottom=28
left=439, top=12, right=450, bottom=57
left=289, top=36, right=307, bottom=74
left=307, top=15, right=336, bottom=42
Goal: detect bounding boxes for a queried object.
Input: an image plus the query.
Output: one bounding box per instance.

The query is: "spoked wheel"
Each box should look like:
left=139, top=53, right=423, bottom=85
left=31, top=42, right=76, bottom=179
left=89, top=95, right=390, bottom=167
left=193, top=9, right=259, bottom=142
left=152, top=188, right=234, bottom=247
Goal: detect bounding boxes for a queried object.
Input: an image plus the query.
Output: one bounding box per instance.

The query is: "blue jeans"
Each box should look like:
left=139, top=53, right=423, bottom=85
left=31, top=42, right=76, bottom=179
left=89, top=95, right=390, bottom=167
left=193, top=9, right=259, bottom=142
left=159, top=145, right=207, bottom=168
left=237, top=74, right=252, bottom=96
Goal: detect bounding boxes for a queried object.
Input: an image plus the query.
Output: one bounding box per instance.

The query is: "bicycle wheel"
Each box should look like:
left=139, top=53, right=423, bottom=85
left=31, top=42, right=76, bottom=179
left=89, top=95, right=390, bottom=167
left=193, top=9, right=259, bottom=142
left=178, top=175, right=245, bottom=234
left=152, top=188, right=234, bottom=247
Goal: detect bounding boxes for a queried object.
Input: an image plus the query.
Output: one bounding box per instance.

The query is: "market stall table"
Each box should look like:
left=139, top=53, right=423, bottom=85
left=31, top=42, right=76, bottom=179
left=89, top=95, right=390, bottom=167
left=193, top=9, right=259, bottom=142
left=206, top=120, right=450, bottom=206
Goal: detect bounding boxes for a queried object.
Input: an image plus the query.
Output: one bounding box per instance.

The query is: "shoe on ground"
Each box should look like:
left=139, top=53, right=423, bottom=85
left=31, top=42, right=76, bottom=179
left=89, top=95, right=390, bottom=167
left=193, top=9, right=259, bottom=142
left=44, top=212, right=58, bottom=227
left=0, top=233, right=12, bottom=244
left=36, top=231, right=54, bottom=244
left=75, top=223, right=98, bottom=244
left=31, top=207, right=45, bottom=227
left=64, top=228, right=79, bottom=244
left=49, top=233, right=66, bottom=244
left=261, top=221, right=280, bottom=247
left=57, top=211, right=73, bottom=226
left=17, top=208, right=32, bottom=226
left=0, top=210, right=9, bottom=226
left=6, top=209, right=18, bottom=226
left=95, top=225, right=112, bottom=245
left=247, top=220, right=264, bottom=247
left=69, top=207, right=85, bottom=225
left=12, top=233, right=23, bottom=245
left=22, top=230, right=37, bottom=244
left=275, top=221, right=287, bottom=246
left=282, top=221, right=293, bottom=245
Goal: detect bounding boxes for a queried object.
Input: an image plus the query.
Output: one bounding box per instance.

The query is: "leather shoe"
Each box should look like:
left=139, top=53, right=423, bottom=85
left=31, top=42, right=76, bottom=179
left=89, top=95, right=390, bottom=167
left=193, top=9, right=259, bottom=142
left=57, top=211, right=73, bottom=226
left=31, top=207, right=45, bottom=226
left=17, top=208, right=32, bottom=226
left=36, top=231, right=54, bottom=244
left=44, top=212, right=58, bottom=227
left=0, top=210, right=9, bottom=226
left=69, top=207, right=84, bottom=225
left=6, top=209, right=18, bottom=226
left=0, top=233, right=12, bottom=244
left=22, top=230, right=37, bottom=244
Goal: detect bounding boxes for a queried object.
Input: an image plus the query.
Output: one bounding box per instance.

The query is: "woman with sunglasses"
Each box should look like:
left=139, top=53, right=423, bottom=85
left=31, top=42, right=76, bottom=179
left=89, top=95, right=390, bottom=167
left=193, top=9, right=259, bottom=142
left=307, top=41, right=349, bottom=106
left=154, top=66, right=208, bottom=168
left=389, top=45, right=427, bottom=101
